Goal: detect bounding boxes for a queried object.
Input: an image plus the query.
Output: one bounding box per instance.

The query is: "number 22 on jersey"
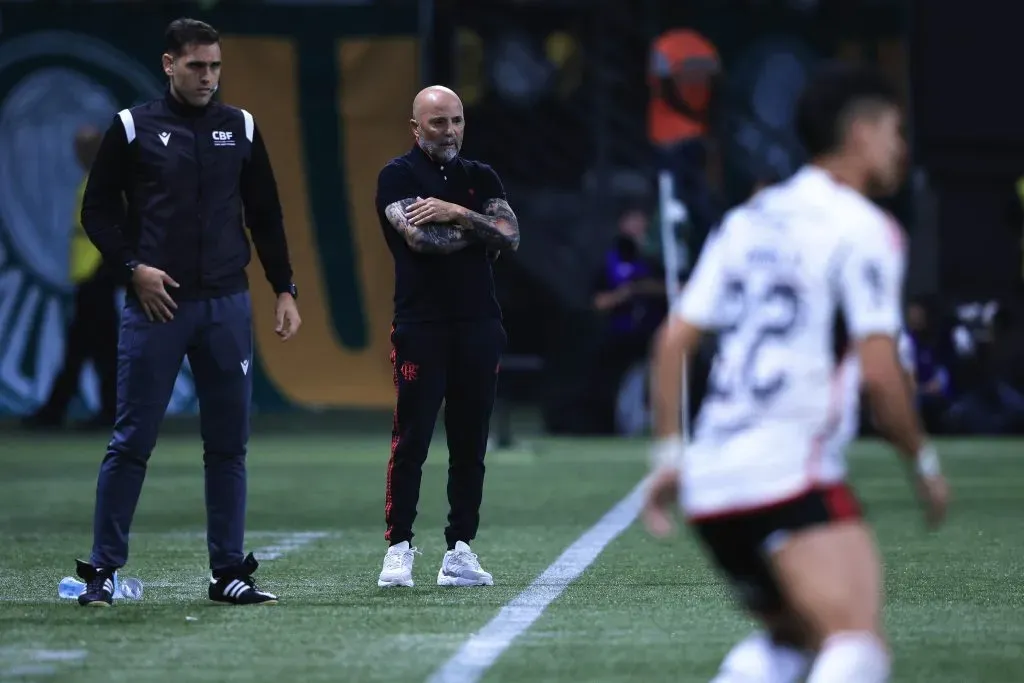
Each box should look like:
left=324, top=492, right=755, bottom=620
left=705, top=275, right=803, bottom=408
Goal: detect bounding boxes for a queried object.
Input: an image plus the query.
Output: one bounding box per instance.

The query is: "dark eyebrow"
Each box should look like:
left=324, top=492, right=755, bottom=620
left=187, top=60, right=221, bottom=68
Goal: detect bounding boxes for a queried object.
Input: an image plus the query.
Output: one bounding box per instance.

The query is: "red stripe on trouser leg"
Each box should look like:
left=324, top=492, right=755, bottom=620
left=824, top=484, right=861, bottom=521
left=385, top=329, right=399, bottom=542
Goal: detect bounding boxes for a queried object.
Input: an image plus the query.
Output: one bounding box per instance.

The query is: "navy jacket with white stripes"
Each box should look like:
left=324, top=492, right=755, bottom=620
left=81, top=88, right=294, bottom=300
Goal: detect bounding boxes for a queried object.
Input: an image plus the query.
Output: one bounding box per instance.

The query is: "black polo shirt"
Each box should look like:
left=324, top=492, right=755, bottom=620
left=375, top=145, right=504, bottom=323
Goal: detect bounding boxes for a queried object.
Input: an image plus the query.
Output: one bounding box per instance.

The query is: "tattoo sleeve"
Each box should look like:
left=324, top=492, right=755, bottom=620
left=454, top=199, right=520, bottom=251
left=385, top=198, right=474, bottom=254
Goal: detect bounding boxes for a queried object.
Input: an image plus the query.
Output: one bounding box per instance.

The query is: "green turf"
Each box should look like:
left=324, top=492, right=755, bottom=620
left=0, top=429, right=1021, bottom=682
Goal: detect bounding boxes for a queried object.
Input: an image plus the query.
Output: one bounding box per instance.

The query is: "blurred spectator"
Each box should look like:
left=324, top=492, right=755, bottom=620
left=587, top=205, right=667, bottom=434
left=904, top=297, right=954, bottom=432
left=946, top=304, right=1024, bottom=434
left=648, top=28, right=725, bottom=242
left=22, top=125, right=118, bottom=431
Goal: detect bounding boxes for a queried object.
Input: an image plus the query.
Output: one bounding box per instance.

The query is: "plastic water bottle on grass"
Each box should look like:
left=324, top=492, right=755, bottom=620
left=118, top=576, right=144, bottom=599
left=58, top=576, right=86, bottom=599
left=57, top=572, right=143, bottom=600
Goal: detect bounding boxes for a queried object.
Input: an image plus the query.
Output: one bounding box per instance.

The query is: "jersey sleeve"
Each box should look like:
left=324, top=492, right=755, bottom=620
left=671, top=228, right=727, bottom=328
left=838, top=223, right=905, bottom=340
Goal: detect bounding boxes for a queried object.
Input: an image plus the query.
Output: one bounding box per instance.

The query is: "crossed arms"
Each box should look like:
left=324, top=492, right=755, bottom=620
left=384, top=196, right=520, bottom=255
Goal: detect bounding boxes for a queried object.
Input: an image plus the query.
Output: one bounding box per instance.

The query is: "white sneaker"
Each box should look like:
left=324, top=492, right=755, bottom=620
left=437, top=541, right=493, bottom=587
left=377, top=541, right=419, bottom=588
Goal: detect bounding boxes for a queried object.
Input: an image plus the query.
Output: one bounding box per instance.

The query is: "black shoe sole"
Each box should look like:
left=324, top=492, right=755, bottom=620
left=208, top=598, right=278, bottom=606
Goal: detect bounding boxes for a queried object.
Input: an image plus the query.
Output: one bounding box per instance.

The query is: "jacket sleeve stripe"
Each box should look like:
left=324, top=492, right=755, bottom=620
left=241, top=109, right=254, bottom=143
left=117, top=109, right=135, bottom=144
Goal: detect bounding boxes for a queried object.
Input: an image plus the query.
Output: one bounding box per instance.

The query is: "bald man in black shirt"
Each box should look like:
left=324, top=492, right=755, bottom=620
left=374, top=85, right=519, bottom=588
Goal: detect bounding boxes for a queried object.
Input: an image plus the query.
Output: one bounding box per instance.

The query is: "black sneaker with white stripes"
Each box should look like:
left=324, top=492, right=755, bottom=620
left=75, top=559, right=114, bottom=608
left=208, top=552, right=278, bottom=605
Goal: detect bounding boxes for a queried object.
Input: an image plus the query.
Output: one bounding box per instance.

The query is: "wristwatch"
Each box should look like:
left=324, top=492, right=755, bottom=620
left=125, top=259, right=141, bottom=280
left=280, top=282, right=298, bottom=299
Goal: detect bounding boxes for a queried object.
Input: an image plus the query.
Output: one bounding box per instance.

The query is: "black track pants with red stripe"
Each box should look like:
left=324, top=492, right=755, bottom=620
left=384, top=319, right=505, bottom=549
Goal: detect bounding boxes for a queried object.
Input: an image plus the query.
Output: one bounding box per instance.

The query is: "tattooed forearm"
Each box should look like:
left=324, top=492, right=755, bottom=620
left=409, top=223, right=472, bottom=254
left=455, top=199, right=520, bottom=251
left=385, top=199, right=473, bottom=254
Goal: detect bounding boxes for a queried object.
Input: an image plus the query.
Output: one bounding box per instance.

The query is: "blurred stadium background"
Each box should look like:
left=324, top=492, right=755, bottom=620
left=0, top=1, right=1021, bottom=681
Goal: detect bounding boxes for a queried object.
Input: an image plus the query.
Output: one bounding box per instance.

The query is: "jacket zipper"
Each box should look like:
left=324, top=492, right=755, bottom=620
left=193, top=119, right=204, bottom=292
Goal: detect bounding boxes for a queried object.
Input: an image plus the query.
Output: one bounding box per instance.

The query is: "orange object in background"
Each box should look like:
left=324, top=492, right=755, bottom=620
left=648, top=28, right=720, bottom=146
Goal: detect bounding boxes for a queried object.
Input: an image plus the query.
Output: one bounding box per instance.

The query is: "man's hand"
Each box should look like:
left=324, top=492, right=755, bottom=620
left=594, top=283, right=635, bottom=311
left=643, top=436, right=684, bottom=537
left=132, top=265, right=179, bottom=322
left=911, top=443, right=949, bottom=529
left=405, top=197, right=464, bottom=226
left=642, top=466, right=680, bottom=538
left=274, top=293, right=301, bottom=341
left=915, top=472, right=949, bottom=529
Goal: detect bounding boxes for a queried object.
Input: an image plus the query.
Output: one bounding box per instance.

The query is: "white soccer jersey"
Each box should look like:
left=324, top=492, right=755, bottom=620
left=673, top=165, right=906, bottom=519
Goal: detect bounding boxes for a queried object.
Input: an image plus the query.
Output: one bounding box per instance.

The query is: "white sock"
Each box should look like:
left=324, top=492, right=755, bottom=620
left=710, top=631, right=812, bottom=683
left=806, top=631, right=890, bottom=683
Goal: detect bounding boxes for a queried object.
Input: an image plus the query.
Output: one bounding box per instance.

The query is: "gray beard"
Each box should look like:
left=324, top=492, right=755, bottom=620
left=418, top=139, right=458, bottom=164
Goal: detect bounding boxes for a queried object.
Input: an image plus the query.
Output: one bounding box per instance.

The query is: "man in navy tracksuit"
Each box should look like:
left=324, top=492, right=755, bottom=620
left=72, top=18, right=302, bottom=607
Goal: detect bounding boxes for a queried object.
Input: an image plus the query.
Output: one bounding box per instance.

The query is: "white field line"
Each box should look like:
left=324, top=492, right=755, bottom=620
left=425, top=477, right=650, bottom=683
left=142, top=530, right=331, bottom=589
left=0, top=648, right=87, bottom=680
left=253, top=531, right=329, bottom=560
left=140, top=530, right=332, bottom=591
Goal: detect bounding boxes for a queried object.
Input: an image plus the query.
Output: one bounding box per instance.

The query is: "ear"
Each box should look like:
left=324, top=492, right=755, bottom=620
left=409, top=118, right=418, bottom=137
left=162, top=53, right=174, bottom=76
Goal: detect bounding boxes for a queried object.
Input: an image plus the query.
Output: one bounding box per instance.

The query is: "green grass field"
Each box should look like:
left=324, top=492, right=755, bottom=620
left=0, top=423, right=1021, bottom=682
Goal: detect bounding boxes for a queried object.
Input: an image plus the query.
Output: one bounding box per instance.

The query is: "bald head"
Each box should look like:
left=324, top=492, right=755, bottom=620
left=74, top=124, right=103, bottom=171
left=410, top=85, right=465, bottom=164
left=412, top=85, right=462, bottom=120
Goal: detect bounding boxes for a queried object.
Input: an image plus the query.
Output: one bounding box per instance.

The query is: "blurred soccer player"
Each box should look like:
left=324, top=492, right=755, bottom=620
left=643, top=62, right=949, bottom=683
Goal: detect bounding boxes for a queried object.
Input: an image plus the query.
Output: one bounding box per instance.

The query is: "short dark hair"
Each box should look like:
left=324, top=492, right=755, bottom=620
left=165, top=18, right=220, bottom=56
left=795, top=61, right=900, bottom=158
